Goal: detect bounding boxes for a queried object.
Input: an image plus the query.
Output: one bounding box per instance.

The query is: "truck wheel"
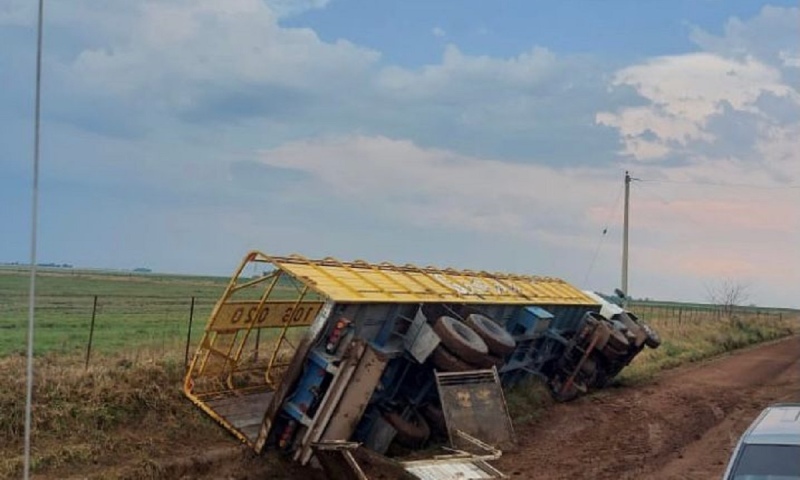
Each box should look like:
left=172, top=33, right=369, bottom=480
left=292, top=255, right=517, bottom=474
left=592, top=322, right=612, bottom=351
left=606, top=327, right=630, bottom=352
left=549, top=378, right=580, bottom=402
left=384, top=410, right=430, bottom=447
left=642, top=324, right=661, bottom=349
left=431, top=346, right=480, bottom=372
left=580, top=357, right=597, bottom=376
left=433, top=316, right=489, bottom=365
left=465, top=313, right=516, bottom=357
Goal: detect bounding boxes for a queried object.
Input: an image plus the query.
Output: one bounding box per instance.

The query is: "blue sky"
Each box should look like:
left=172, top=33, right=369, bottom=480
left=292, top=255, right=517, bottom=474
left=1, top=1, right=798, bottom=306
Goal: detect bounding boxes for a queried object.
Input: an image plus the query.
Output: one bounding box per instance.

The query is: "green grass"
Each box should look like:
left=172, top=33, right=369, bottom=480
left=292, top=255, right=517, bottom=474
left=0, top=267, right=314, bottom=358
left=0, top=268, right=231, bottom=357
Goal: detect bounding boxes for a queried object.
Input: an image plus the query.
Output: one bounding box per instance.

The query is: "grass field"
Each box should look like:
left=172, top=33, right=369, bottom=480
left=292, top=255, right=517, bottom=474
left=0, top=267, right=230, bottom=357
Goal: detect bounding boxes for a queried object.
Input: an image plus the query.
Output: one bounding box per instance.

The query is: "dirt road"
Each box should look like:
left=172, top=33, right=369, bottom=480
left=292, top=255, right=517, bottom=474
left=495, top=336, right=800, bottom=479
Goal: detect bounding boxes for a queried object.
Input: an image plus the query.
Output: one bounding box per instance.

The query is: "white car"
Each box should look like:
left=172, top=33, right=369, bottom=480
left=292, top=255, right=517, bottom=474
left=723, top=403, right=800, bottom=479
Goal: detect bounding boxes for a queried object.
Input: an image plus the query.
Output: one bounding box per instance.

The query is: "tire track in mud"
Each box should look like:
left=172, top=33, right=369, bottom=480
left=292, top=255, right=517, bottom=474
left=495, top=336, right=800, bottom=480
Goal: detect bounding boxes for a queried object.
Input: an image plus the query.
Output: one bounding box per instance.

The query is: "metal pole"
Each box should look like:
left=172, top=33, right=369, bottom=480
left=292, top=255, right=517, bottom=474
left=255, top=327, right=261, bottom=361
left=85, top=295, right=98, bottom=369
left=622, top=171, right=631, bottom=305
left=184, top=296, right=195, bottom=369
left=24, top=1, right=46, bottom=477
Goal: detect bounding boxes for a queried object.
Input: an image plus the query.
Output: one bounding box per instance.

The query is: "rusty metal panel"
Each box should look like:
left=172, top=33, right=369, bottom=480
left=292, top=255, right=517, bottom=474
left=435, top=369, right=516, bottom=451
left=320, top=345, right=389, bottom=442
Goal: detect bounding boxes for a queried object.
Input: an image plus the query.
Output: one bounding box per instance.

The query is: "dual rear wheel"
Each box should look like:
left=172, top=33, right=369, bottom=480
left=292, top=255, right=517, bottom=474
left=430, top=314, right=516, bottom=372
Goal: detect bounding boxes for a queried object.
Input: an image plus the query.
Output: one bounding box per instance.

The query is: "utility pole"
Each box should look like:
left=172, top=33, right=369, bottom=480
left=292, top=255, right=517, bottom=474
left=621, top=171, right=631, bottom=305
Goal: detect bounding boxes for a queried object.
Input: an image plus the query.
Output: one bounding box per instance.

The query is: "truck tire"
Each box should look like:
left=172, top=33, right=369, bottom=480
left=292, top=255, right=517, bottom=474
left=592, top=322, right=612, bottom=351
left=433, top=316, right=489, bottom=365
left=606, top=327, right=630, bottom=352
left=384, top=410, right=430, bottom=447
left=580, top=357, right=597, bottom=376
left=642, top=324, right=661, bottom=349
left=431, top=346, right=479, bottom=372
left=465, top=313, right=516, bottom=357
left=549, top=378, right=580, bottom=402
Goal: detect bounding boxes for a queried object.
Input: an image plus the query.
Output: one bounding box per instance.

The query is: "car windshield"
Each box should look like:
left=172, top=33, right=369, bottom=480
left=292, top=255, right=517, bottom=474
left=731, top=444, right=800, bottom=480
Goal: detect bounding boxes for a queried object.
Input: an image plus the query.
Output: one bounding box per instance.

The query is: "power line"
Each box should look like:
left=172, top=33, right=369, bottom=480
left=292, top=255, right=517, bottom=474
left=638, top=178, right=800, bottom=190
left=24, top=0, right=45, bottom=479
left=582, top=182, right=624, bottom=286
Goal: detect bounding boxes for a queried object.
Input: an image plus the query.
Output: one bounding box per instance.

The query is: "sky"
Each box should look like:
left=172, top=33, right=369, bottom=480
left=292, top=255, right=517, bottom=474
left=1, top=0, right=798, bottom=307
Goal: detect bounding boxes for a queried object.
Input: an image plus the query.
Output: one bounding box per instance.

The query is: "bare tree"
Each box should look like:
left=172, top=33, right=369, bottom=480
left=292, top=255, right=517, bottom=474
left=706, top=279, right=750, bottom=321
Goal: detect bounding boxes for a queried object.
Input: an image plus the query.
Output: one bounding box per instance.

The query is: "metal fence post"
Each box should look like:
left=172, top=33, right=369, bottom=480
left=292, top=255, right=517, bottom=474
left=85, top=295, right=98, bottom=370
left=184, top=296, right=195, bottom=369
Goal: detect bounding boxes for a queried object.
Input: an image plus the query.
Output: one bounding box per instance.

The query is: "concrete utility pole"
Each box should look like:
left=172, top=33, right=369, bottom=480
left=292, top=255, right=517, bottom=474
left=621, top=171, right=631, bottom=303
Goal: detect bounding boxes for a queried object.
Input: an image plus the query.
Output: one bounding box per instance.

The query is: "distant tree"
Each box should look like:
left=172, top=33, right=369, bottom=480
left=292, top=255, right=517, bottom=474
left=706, top=279, right=750, bottom=322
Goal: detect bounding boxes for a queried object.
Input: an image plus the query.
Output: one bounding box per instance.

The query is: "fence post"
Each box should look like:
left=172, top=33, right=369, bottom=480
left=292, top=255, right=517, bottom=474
left=85, top=295, right=98, bottom=370
left=184, top=296, right=195, bottom=369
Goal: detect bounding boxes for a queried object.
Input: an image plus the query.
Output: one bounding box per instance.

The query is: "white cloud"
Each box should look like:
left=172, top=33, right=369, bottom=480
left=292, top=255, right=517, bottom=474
left=597, top=53, right=797, bottom=161
left=259, top=135, right=612, bottom=237
left=254, top=134, right=799, bottom=299
left=378, top=45, right=558, bottom=99
left=36, top=8, right=611, bottom=164
left=432, top=26, right=446, bottom=38
left=64, top=0, right=379, bottom=104
left=690, top=6, right=799, bottom=66
left=599, top=6, right=800, bottom=168
left=779, top=50, right=800, bottom=68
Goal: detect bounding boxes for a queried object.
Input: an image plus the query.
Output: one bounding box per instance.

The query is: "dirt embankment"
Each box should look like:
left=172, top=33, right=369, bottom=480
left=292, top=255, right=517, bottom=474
left=495, top=336, right=800, bottom=479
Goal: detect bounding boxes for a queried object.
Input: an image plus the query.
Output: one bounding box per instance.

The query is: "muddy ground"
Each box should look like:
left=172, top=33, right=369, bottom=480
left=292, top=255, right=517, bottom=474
left=495, top=336, right=800, bottom=479
left=57, top=336, right=798, bottom=480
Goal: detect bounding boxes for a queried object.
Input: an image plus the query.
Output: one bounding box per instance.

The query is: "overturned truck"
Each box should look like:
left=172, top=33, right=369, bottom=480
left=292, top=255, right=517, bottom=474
left=184, top=251, right=659, bottom=466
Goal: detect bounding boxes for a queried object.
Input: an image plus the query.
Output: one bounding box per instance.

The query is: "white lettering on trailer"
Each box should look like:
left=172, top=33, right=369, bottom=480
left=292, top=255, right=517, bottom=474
left=431, top=274, right=529, bottom=297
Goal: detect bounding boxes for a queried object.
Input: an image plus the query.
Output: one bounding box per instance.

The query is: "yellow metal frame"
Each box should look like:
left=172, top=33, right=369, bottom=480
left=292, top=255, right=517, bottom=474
left=254, top=251, right=595, bottom=305
left=183, top=253, right=323, bottom=446
left=183, top=250, right=598, bottom=447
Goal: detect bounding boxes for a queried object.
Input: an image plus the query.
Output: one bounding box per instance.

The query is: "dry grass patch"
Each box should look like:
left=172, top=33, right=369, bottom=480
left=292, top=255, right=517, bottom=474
left=619, top=313, right=798, bottom=384
left=0, top=352, right=232, bottom=478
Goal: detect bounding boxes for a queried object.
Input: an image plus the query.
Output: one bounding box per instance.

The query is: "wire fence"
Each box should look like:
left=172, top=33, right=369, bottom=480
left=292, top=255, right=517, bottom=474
left=629, top=302, right=791, bottom=324
left=1, top=293, right=218, bottom=366
left=3, top=293, right=795, bottom=368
